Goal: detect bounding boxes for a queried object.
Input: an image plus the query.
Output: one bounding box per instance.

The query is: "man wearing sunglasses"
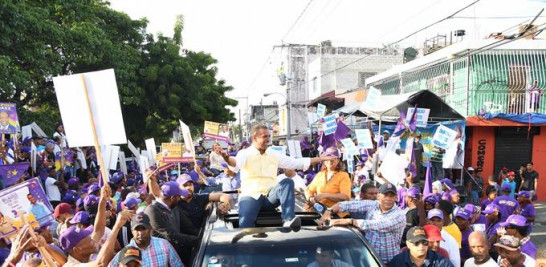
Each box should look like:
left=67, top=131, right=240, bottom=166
left=389, top=226, right=453, bottom=267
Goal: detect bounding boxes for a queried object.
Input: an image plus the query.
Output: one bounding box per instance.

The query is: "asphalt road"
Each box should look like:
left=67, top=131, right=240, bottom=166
left=531, top=202, right=546, bottom=266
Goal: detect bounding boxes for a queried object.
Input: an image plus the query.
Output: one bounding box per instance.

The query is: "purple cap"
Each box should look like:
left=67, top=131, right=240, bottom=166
left=112, top=172, right=124, bottom=184
left=62, top=191, right=78, bottom=203
left=427, top=208, right=444, bottom=220
left=441, top=192, right=452, bottom=202
left=440, top=178, right=455, bottom=190
left=517, top=191, right=531, bottom=199
left=500, top=215, right=527, bottom=227
left=126, top=178, right=135, bottom=186
left=501, top=183, right=512, bottom=192
left=60, top=226, right=93, bottom=252
left=176, top=174, right=194, bottom=187
left=70, top=211, right=91, bottom=224
left=455, top=209, right=470, bottom=220
left=195, top=159, right=204, bottom=165
left=241, top=141, right=250, bottom=148
left=449, top=189, right=459, bottom=196
left=83, top=195, right=98, bottom=208
left=424, top=193, right=439, bottom=205
left=87, top=183, right=100, bottom=194
left=68, top=177, right=79, bottom=188
left=188, top=171, right=199, bottom=183
left=356, top=161, right=365, bottom=167
left=161, top=181, right=189, bottom=197
left=76, top=198, right=84, bottom=208
left=464, top=204, right=479, bottom=215
left=320, top=147, right=340, bottom=158
left=482, top=203, right=500, bottom=214
left=407, top=186, right=421, bottom=198
left=124, top=198, right=142, bottom=210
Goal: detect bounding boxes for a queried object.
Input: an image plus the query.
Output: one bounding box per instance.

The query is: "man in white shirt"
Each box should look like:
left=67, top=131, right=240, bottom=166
left=223, top=125, right=334, bottom=228
left=277, top=169, right=307, bottom=193
left=45, top=168, right=63, bottom=207
left=464, top=231, right=498, bottom=267
left=427, top=208, right=460, bottom=267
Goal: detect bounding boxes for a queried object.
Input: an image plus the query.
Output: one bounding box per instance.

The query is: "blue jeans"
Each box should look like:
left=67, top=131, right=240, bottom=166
left=238, top=178, right=295, bottom=228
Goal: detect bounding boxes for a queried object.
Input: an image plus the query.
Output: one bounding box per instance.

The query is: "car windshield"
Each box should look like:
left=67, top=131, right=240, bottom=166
left=201, top=235, right=381, bottom=267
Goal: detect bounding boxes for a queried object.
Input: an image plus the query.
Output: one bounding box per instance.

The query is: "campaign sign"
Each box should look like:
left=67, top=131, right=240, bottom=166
left=0, top=178, right=54, bottom=238
left=355, top=129, right=373, bottom=149
left=0, top=103, right=20, bottom=134
left=406, top=108, right=430, bottom=128
left=347, top=159, right=354, bottom=173
left=203, top=121, right=229, bottom=142
left=161, top=143, right=184, bottom=163
left=431, top=125, right=457, bottom=150
left=179, top=120, right=196, bottom=162
left=361, top=87, right=381, bottom=110
left=316, top=103, right=326, bottom=119
left=341, top=138, right=359, bottom=156
left=323, top=114, right=338, bottom=136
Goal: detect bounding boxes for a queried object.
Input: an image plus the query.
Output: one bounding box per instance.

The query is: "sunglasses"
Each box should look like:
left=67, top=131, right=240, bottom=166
left=413, top=240, right=429, bottom=246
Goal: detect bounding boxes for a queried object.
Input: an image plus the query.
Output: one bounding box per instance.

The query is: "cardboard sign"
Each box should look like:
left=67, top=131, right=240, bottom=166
left=145, top=138, right=157, bottom=164
left=138, top=155, right=150, bottom=183
left=287, top=140, right=302, bottom=158
left=118, top=151, right=127, bottom=175
left=341, top=138, right=359, bottom=156
left=22, top=125, right=32, bottom=140
left=0, top=103, right=20, bottom=134
left=307, top=112, right=320, bottom=126
left=316, top=103, right=326, bottom=118
left=355, top=129, right=373, bottom=149
left=323, top=114, right=338, bottom=136
left=362, top=87, right=381, bottom=110
left=179, top=120, right=195, bottom=161
left=204, top=121, right=220, bottom=135
left=161, top=143, right=185, bottom=163
left=30, top=143, right=37, bottom=173
left=100, top=145, right=120, bottom=171
left=432, top=125, right=457, bottom=150
left=127, top=140, right=140, bottom=159
left=0, top=178, right=54, bottom=238
left=52, top=69, right=127, bottom=147
left=406, top=108, right=430, bottom=128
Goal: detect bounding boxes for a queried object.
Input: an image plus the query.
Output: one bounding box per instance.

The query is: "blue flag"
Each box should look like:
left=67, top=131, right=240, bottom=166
left=0, top=162, right=30, bottom=188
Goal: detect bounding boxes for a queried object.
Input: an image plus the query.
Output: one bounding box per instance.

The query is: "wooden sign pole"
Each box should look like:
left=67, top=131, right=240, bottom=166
left=80, top=75, right=109, bottom=185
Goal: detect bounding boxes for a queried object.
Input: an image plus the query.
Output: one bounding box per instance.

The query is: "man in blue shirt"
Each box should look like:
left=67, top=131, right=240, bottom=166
left=389, top=226, right=454, bottom=267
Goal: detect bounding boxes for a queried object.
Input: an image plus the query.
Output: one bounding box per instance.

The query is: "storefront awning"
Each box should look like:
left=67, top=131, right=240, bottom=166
left=307, top=90, right=345, bottom=109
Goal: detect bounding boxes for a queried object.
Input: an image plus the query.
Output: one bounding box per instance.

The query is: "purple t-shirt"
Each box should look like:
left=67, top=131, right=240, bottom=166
left=521, top=203, right=536, bottom=233
left=480, top=199, right=493, bottom=210
left=460, top=229, right=473, bottom=263
left=521, top=237, right=537, bottom=259
left=471, top=214, right=487, bottom=231
left=493, top=195, right=520, bottom=222
left=486, top=221, right=502, bottom=239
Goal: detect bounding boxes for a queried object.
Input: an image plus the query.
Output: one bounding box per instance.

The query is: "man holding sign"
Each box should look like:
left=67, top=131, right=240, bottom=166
left=222, top=125, right=336, bottom=228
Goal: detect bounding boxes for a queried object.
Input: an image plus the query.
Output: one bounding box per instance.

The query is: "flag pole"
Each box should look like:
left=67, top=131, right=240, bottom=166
left=80, top=75, right=109, bottom=185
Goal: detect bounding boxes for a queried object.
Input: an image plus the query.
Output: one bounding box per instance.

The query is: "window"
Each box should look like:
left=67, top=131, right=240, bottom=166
left=358, top=72, right=376, bottom=87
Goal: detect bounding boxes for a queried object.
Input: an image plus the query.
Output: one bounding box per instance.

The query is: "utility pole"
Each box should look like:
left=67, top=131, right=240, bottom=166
left=238, top=109, right=243, bottom=143
left=286, top=86, right=291, bottom=140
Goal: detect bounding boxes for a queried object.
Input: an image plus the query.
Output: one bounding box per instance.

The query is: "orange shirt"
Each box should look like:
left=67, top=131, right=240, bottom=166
left=306, top=170, right=351, bottom=207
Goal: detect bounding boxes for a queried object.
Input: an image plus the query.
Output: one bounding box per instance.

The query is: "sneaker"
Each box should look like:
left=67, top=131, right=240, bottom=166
left=283, top=216, right=301, bottom=232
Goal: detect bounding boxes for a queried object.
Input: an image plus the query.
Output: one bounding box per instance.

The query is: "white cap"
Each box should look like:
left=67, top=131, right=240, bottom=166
left=467, top=167, right=474, bottom=171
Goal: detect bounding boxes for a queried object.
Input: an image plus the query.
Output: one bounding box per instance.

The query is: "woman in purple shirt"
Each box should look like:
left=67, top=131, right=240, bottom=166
left=517, top=191, right=535, bottom=234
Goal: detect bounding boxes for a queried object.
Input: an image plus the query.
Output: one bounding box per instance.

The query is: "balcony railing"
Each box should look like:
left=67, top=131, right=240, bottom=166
left=469, top=91, right=545, bottom=115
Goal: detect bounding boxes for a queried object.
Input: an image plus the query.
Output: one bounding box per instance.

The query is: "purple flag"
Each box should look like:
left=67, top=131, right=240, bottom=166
left=408, top=105, right=418, bottom=132
left=423, top=162, right=432, bottom=195
left=377, top=136, right=384, bottom=148
left=393, top=111, right=406, bottom=137
left=408, top=149, right=417, bottom=178
left=0, top=162, right=30, bottom=188
left=334, top=120, right=351, bottom=141
left=319, top=132, right=336, bottom=149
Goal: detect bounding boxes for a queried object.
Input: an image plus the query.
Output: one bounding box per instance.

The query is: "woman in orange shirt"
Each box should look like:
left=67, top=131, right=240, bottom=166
left=305, top=147, right=351, bottom=209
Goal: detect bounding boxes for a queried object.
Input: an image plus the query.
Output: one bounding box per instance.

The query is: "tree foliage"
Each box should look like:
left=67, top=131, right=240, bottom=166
left=0, top=0, right=237, bottom=144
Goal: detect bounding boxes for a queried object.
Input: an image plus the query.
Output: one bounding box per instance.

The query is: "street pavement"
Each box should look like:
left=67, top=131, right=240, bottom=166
left=531, top=202, right=546, bottom=266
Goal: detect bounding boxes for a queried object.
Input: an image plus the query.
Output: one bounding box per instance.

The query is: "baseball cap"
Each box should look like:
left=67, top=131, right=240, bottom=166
left=378, top=183, right=397, bottom=195
left=427, top=208, right=444, bottom=220
left=482, top=203, right=500, bottom=214
left=499, top=215, right=527, bottom=227
left=60, top=226, right=93, bottom=252
left=126, top=178, right=135, bottom=186
left=53, top=203, right=72, bottom=219
left=67, top=177, right=79, bottom=188
left=501, top=183, right=511, bottom=192
left=455, top=209, right=470, bottom=220
left=119, top=246, right=142, bottom=265
left=70, top=211, right=91, bottom=224
left=406, top=226, right=428, bottom=244
left=424, top=194, right=439, bottom=205
left=62, top=191, right=78, bottom=203
left=449, top=189, right=459, bottom=196
left=440, top=178, right=455, bottom=190
left=83, top=195, right=98, bottom=209
left=320, top=147, right=340, bottom=158
left=356, top=161, right=365, bottom=167
left=467, top=167, right=474, bottom=171
left=176, top=174, right=194, bottom=187
left=87, top=183, right=100, bottom=194
left=131, top=213, right=151, bottom=230
left=161, top=181, right=188, bottom=197
left=382, top=130, right=389, bottom=134
left=112, top=172, right=124, bottom=184
left=124, top=198, right=142, bottom=210
left=517, top=191, right=531, bottom=199
left=406, top=186, right=421, bottom=198
left=423, top=224, right=444, bottom=242
left=494, top=235, right=521, bottom=251
left=126, top=192, right=141, bottom=200
left=464, top=204, right=480, bottom=215
left=441, top=192, right=452, bottom=202
left=507, top=171, right=515, bottom=176
left=76, top=198, right=84, bottom=209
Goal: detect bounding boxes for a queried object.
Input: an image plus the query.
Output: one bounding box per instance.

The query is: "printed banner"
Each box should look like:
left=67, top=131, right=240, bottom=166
left=347, top=159, right=354, bottom=173
left=0, top=162, right=30, bottom=188
left=355, top=129, right=373, bottom=149
left=161, top=143, right=187, bottom=163
left=0, top=103, right=20, bottom=134
left=0, top=178, right=54, bottom=238
left=406, top=108, right=430, bottom=128
left=323, top=114, right=338, bottom=136
left=203, top=121, right=229, bottom=142
left=316, top=104, right=326, bottom=119
left=341, top=138, right=359, bottom=156
left=432, top=125, right=457, bottom=150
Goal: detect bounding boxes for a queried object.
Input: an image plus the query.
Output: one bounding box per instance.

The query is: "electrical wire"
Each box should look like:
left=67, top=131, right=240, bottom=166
left=281, top=0, right=316, bottom=43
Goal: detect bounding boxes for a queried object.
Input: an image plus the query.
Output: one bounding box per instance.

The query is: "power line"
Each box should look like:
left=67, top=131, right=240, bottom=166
left=453, top=15, right=546, bottom=19
left=281, top=0, right=316, bottom=43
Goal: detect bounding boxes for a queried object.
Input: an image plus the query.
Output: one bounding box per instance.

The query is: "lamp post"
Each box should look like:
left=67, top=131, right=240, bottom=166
left=264, top=91, right=290, bottom=140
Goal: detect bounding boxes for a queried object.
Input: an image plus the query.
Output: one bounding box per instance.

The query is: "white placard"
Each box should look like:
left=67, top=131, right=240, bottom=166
left=406, top=108, right=431, bottom=128
left=22, top=125, right=32, bottom=140
left=323, top=114, right=338, bottom=136
left=269, top=130, right=274, bottom=145
left=127, top=140, right=140, bottom=159
left=347, top=159, right=354, bottom=173
left=139, top=155, right=150, bottom=183
left=316, top=103, right=326, bottom=118
left=307, top=112, right=319, bottom=126
left=361, top=86, right=381, bottom=110
left=30, top=122, right=47, bottom=137
left=179, top=120, right=195, bottom=160
left=378, top=151, right=408, bottom=185
left=145, top=138, right=157, bottom=164
left=432, top=125, right=457, bottom=150
left=341, top=138, right=359, bottom=156
left=30, top=143, right=36, bottom=173
left=119, top=151, right=127, bottom=175
left=355, top=129, right=373, bottom=149
left=287, top=140, right=302, bottom=158
left=100, top=145, right=120, bottom=170
left=53, top=69, right=127, bottom=147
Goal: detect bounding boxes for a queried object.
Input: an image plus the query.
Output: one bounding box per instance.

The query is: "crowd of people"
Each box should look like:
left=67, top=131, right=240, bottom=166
left=0, top=121, right=540, bottom=267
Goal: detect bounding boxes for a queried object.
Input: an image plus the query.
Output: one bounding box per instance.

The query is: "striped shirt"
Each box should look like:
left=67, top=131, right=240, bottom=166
left=108, top=237, right=183, bottom=267
left=339, top=200, right=406, bottom=263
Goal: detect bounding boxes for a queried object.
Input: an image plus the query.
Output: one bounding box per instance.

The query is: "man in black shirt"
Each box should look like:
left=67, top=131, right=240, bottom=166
left=401, top=186, right=422, bottom=248
left=413, top=134, right=424, bottom=182
left=519, top=162, right=538, bottom=199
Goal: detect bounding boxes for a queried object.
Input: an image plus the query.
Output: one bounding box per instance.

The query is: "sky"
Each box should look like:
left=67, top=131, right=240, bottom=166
left=109, top=0, right=545, bottom=118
